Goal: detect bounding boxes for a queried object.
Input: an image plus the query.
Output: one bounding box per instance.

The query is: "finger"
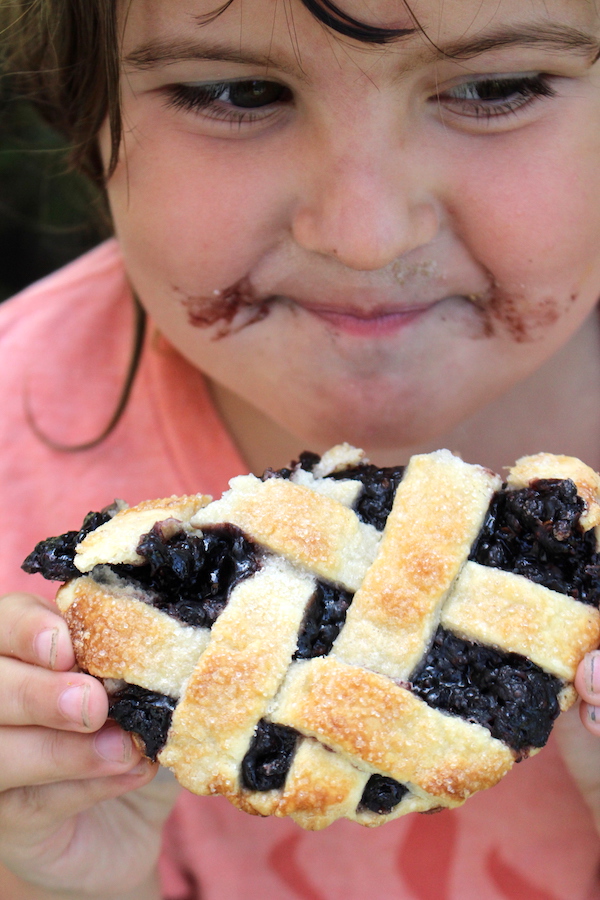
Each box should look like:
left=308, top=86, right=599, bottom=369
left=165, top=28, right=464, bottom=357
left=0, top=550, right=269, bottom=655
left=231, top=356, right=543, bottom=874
left=0, top=724, right=144, bottom=790
left=575, top=650, right=600, bottom=705
left=0, top=593, right=74, bottom=671
left=0, top=657, right=108, bottom=731
left=0, top=764, right=158, bottom=838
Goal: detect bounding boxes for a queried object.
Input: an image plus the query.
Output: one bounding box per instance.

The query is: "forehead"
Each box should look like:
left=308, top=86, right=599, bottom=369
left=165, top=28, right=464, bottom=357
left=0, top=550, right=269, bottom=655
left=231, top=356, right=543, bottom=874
left=120, top=0, right=600, bottom=66
left=122, top=0, right=599, bottom=33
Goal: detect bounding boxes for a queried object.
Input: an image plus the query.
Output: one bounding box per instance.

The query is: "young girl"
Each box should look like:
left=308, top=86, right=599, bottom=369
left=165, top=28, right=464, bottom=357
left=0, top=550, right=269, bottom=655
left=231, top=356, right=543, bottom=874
left=2, top=0, right=600, bottom=897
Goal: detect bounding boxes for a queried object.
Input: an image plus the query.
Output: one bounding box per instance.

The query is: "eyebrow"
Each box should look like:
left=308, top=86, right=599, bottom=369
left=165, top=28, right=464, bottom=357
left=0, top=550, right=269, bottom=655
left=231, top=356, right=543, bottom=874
left=439, top=23, right=600, bottom=61
left=124, top=22, right=600, bottom=75
left=125, top=39, right=309, bottom=77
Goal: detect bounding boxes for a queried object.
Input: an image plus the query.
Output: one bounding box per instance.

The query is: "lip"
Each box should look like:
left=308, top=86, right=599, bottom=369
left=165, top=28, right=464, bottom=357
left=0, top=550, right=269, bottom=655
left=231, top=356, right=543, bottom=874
left=298, top=301, right=436, bottom=337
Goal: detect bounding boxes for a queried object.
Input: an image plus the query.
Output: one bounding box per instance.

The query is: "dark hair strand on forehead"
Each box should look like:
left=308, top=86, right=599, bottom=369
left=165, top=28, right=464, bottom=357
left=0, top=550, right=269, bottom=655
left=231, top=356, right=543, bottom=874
left=299, top=0, right=415, bottom=44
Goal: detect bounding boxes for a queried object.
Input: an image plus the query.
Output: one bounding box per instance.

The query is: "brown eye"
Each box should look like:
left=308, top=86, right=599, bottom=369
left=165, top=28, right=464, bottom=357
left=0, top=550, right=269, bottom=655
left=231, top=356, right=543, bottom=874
left=226, top=81, right=291, bottom=108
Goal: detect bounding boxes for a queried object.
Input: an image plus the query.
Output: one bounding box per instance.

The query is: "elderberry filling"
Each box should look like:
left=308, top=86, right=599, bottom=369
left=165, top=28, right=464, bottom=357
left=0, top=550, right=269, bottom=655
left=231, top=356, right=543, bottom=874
left=471, top=479, right=600, bottom=607
left=411, top=628, right=561, bottom=753
left=359, top=775, right=409, bottom=815
left=101, top=523, right=261, bottom=628
left=108, top=683, right=177, bottom=761
left=262, top=452, right=404, bottom=531
left=294, top=581, right=354, bottom=659
left=21, top=505, right=118, bottom=581
left=241, top=719, right=300, bottom=791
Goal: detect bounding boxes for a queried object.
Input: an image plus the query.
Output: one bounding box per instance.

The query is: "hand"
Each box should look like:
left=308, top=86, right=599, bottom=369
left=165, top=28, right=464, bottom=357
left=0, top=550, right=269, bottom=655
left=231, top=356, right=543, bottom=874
left=0, top=592, right=180, bottom=898
left=553, top=652, right=600, bottom=835
left=575, top=651, right=600, bottom=736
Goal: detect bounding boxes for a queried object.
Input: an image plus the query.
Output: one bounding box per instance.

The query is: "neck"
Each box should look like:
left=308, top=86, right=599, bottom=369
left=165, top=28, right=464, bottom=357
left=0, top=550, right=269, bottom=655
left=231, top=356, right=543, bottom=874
left=209, top=307, right=600, bottom=477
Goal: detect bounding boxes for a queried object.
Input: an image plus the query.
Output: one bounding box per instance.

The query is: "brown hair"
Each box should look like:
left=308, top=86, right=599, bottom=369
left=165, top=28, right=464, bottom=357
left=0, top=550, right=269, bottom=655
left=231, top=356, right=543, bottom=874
left=2, top=0, right=121, bottom=183
left=1, top=0, right=412, bottom=185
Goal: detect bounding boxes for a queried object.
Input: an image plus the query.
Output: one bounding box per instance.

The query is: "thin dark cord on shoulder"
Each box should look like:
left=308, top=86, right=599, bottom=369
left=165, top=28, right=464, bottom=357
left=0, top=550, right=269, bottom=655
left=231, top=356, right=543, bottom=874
left=24, top=293, right=147, bottom=452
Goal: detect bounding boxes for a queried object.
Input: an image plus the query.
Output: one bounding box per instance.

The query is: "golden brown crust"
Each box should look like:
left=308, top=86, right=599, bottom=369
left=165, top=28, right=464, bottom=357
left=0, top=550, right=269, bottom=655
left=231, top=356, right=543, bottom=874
left=56, top=577, right=209, bottom=696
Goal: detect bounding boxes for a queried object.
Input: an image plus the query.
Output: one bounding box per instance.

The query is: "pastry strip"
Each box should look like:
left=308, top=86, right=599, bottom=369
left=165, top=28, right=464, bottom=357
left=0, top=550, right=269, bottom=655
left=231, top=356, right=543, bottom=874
left=333, top=451, right=500, bottom=678
left=56, top=577, right=210, bottom=697
left=158, top=560, right=315, bottom=796
left=441, top=561, right=600, bottom=681
left=76, top=495, right=211, bottom=570
left=191, top=475, right=380, bottom=591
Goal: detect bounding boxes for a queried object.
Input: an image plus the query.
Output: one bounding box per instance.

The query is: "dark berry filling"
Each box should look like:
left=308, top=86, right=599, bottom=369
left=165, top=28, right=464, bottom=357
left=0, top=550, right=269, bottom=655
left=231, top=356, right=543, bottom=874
left=104, top=523, right=261, bottom=628
left=471, top=479, right=600, bottom=607
left=262, top=451, right=322, bottom=481
left=262, top=452, right=404, bottom=531
left=411, top=628, right=561, bottom=754
left=108, top=683, right=177, bottom=761
left=359, top=774, right=409, bottom=815
left=241, top=719, right=299, bottom=791
left=21, top=505, right=119, bottom=581
left=294, top=581, right=354, bottom=659
left=328, top=464, right=405, bottom=530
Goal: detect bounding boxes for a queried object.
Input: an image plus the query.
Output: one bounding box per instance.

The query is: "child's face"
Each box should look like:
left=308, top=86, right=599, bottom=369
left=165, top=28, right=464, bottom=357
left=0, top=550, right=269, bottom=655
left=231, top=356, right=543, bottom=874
left=104, top=0, right=600, bottom=452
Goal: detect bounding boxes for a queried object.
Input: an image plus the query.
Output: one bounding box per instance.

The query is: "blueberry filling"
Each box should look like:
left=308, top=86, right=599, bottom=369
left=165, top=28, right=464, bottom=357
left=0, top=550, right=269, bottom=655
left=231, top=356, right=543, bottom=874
left=294, top=581, right=354, bottom=659
left=103, top=523, right=261, bottom=628
left=359, top=774, right=409, bottom=814
left=328, top=464, right=405, bottom=530
left=21, top=505, right=119, bottom=582
left=471, top=479, right=600, bottom=607
left=241, top=719, right=299, bottom=791
left=108, top=683, right=177, bottom=761
left=411, top=628, right=561, bottom=754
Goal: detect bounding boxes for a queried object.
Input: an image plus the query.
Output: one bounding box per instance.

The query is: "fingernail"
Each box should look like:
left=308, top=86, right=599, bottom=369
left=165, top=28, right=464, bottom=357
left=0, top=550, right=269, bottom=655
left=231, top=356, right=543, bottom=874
left=588, top=705, right=600, bottom=725
left=59, top=683, right=91, bottom=728
left=130, top=758, right=151, bottom=776
left=94, top=727, right=133, bottom=764
left=35, top=628, right=59, bottom=668
left=586, top=651, right=600, bottom=696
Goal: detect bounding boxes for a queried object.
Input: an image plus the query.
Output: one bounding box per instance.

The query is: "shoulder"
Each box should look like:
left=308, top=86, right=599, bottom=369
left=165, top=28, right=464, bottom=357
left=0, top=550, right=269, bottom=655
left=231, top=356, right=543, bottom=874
left=0, top=239, right=128, bottom=345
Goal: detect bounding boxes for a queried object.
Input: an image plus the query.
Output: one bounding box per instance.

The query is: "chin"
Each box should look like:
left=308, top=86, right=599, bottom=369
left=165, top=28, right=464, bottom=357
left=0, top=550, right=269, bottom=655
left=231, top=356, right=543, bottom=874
left=284, top=411, right=429, bottom=460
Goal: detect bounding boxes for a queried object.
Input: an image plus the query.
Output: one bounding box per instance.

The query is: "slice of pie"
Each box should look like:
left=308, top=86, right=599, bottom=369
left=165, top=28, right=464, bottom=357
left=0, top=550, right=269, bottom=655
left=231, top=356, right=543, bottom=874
left=23, top=445, right=600, bottom=829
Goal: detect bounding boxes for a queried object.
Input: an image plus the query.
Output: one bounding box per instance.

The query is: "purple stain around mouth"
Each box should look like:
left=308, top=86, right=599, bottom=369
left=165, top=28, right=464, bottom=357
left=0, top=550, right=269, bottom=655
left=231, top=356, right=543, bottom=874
left=466, top=279, right=574, bottom=344
left=173, top=278, right=274, bottom=339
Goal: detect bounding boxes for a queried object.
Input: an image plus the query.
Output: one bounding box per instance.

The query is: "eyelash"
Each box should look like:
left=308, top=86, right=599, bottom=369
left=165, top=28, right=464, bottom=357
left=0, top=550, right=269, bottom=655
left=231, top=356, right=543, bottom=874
left=163, top=73, right=557, bottom=126
left=440, top=74, right=557, bottom=118
left=164, top=81, right=293, bottom=125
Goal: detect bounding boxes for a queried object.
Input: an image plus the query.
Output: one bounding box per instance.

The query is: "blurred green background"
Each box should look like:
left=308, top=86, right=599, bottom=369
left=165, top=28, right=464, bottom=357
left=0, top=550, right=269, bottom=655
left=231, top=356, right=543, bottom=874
left=0, top=76, right=106, bottom=303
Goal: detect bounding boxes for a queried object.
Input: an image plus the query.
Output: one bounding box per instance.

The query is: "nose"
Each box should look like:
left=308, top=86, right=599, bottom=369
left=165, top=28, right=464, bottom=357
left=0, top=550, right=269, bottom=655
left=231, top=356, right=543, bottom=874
left=291, top=137, right=440, bottom=272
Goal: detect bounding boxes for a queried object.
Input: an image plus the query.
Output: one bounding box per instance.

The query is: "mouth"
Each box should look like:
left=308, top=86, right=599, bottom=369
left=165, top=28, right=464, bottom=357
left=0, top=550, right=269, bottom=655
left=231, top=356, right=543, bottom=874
left=296, top=300, right=439, bottom=337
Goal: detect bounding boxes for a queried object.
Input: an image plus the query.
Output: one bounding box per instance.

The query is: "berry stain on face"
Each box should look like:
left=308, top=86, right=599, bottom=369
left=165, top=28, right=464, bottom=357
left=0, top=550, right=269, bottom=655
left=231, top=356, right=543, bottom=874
left=172, top=279, right=276, bottom=339
left=469, top=279, right=580, bottom=344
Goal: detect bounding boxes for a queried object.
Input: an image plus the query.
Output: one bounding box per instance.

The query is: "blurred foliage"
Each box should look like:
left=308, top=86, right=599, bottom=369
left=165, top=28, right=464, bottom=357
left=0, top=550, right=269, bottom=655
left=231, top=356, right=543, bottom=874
left=0, top=76, right=107, bottom=302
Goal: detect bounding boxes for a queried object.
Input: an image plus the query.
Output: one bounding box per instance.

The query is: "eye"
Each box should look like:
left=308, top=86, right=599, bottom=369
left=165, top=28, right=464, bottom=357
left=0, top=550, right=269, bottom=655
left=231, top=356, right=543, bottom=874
left=164, top=79, right=293, bottom=123
left=438, top=74, right=557, bottom=119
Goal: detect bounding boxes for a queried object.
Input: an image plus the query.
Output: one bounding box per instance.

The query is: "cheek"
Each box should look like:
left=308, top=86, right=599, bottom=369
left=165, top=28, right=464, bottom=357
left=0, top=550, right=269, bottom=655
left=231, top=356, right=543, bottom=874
left=448, top=125, right=600, bottom=341
left=106, top=129, right=286, bottom=295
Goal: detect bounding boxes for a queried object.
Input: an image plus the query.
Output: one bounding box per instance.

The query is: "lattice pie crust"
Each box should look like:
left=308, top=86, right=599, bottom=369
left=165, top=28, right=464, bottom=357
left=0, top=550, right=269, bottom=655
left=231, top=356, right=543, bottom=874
left=23, top=446, right=600, bottom=829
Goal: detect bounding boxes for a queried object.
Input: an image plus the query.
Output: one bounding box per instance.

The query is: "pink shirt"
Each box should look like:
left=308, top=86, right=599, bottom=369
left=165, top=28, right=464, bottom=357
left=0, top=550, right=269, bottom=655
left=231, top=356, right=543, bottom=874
left=2, top=241, right=600, bottom=900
